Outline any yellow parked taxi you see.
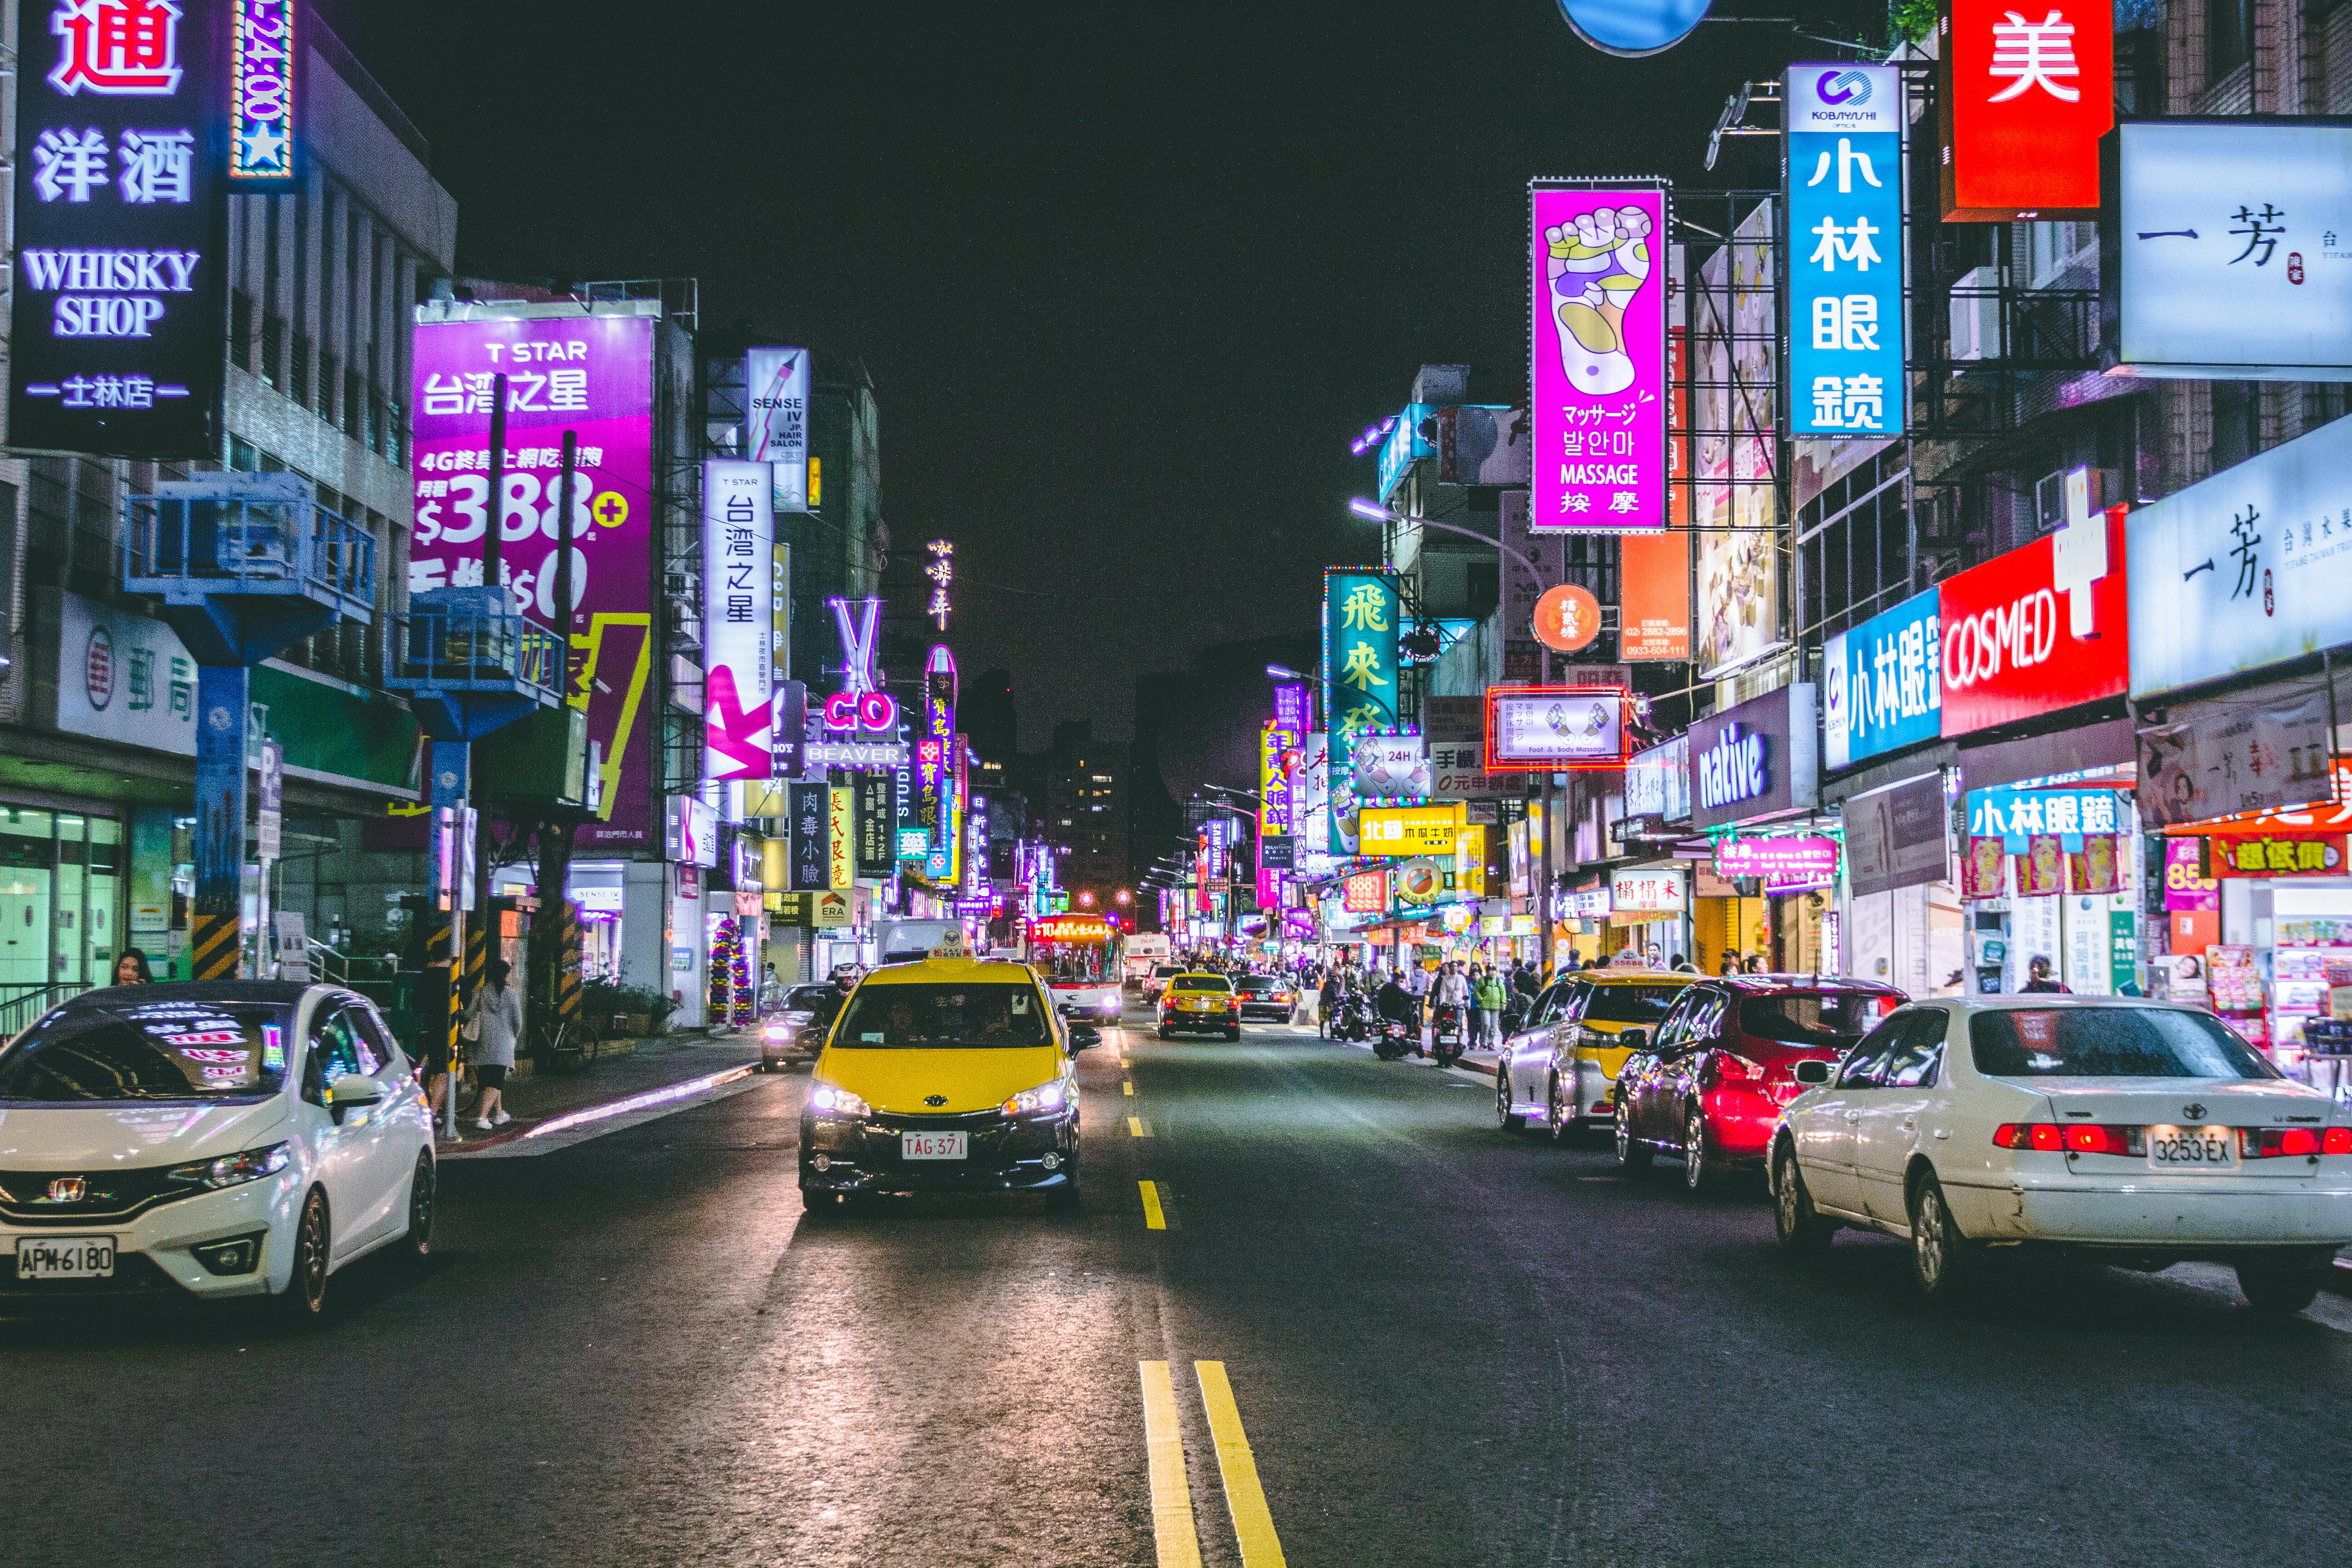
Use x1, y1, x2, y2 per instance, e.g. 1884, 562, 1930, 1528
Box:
799, 957, 1097, 1210
1497, 966, 1699, 1138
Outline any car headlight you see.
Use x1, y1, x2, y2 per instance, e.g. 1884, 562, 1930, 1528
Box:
165, 1141, 291, 1191
809, 1084, 872, 1119
1001, 1079, 1071, 1117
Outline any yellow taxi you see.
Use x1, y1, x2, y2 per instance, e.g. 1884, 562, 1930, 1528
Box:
1497, 967, 1698, 1138
1156, 972, 1242, 1041
798, 957, 1098, 1209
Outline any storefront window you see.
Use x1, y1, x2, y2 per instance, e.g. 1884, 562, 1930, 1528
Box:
0, 808, 123, 990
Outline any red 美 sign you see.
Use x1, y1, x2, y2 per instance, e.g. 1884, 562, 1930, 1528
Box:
1939, 0, 2113, 221
1937, 504, 2128, 737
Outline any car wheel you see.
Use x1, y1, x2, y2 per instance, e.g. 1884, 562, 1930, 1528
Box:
1772, 1144, 1834, 1255
1225, 1027, 1241, 1042
1907, 1171, 1974, 1300
278, 1187, 331, 1322
1614, 1100, 1652, 1171
1682, 1105, 1716, 1193
2236, 1264, 2327, 1314
1496, 1068, 1524, 1132
1156, 1026, 1171, 1040
400, 1150, 436, 1261
1547, 1074, 1571, 1145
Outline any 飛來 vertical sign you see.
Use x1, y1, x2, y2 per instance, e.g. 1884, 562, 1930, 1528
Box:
228, 0, 295, 185
1529, 181, 1667, 532
1938, 0, 2112, 220
701, 460, 774, 785
1785, 65, 1906, 438
1323, 569, 1399, 855
10, 0, 227, 457
745, 347, 810, 511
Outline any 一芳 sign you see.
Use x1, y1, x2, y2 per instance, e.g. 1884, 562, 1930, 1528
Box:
2116, 122, 2352, 382
10, 0, 227, 457
1786, 65, 1905, 437
2127, 415, 2352, 696
1823, 589, 1939, 769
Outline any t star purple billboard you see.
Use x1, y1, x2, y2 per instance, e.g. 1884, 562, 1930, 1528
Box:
410, 311, 656, 847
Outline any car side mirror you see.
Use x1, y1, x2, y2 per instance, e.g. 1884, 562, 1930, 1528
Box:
1793, 1058, 1834, 1086
1068, 1024, 1101, 1054
327, 1072, 383, 1122
1618, 1029, 1648, 1053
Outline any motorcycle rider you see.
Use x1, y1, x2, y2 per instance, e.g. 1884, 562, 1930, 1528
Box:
1374, 971, 1416, 1047
1433, 960, 1471, 1057
1317, 967, 1344, 1038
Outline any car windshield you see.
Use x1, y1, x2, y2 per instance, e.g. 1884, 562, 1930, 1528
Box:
1171, 976, 1233, 993
1236, 976, 1280, 995
1153, 965, 1181, 978
783, 986, 834, 1010
1581, 985, 1683, 1025
832, 983, 1052, 1049
0, 998, 293, 1102
1740, 993, 1898, 1045
1970, 1008, 2280, 1080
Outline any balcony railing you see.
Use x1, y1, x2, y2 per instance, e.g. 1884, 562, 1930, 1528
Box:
123, 472, 374, 620
386, 587, 562, 703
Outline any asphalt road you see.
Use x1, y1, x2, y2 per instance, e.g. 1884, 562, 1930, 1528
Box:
5, 1009, 2350, 1568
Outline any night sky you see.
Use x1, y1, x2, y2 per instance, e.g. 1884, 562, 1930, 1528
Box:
324, 1, 1845, 748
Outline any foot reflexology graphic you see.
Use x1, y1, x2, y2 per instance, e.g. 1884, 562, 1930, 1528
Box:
1544, 205, 1653, 397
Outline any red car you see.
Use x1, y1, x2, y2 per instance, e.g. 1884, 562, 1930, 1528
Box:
1612, 975, 1907, 1191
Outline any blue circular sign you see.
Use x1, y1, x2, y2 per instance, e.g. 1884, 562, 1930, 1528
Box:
1555, 0, 1714, 57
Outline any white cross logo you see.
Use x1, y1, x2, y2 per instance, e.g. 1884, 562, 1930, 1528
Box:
2051, 467, 2107, 637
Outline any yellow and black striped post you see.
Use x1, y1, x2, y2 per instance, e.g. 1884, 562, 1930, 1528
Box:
189, 911, 242, 981
558, 901, 582, 1034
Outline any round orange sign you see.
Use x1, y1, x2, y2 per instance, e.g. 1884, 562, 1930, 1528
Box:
1532, 583, 1602, 652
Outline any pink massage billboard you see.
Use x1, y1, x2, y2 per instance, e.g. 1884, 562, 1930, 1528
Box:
410, 312, 657, 847
1529, 181, 1668, 533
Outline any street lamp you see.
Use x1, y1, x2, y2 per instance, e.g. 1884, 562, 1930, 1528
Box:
1349, 497, 1544, 588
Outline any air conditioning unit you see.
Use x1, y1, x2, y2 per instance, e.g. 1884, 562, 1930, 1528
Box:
1949, 265, 2001, 362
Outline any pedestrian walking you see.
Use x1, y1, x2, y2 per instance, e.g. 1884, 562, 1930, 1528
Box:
2022, 955, 2070, 993
1473, 964, 1509, 1050
1317, 968, 1343, 1038
111, 948, 153, 985
466, 958, 522, 1131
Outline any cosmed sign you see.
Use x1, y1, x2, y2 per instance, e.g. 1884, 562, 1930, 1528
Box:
1937, 500, 2127, 735
10, 0, 227, 457
1530, 182, 1667, 532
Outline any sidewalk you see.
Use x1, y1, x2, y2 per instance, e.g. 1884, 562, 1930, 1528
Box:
438, 1031, 765, 1155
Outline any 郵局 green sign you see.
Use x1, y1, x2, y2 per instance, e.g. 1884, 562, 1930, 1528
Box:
1323, 569, 1398, 855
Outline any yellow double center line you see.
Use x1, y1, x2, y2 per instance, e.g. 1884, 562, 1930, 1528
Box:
1138, 1361, 1286, 1567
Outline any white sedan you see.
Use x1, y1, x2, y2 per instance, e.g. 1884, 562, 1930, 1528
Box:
0, 982, 436, 1319
1769, 996, 2352, 1311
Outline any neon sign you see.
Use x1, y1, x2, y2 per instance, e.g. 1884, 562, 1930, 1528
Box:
229, 0, 295, 185
824, 596, 899, 734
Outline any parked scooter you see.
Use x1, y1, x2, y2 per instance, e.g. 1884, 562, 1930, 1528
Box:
1430, 1002, 1466, 1068
1373, 1017, 1416, 1061
1330, 991, 1374, 1043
